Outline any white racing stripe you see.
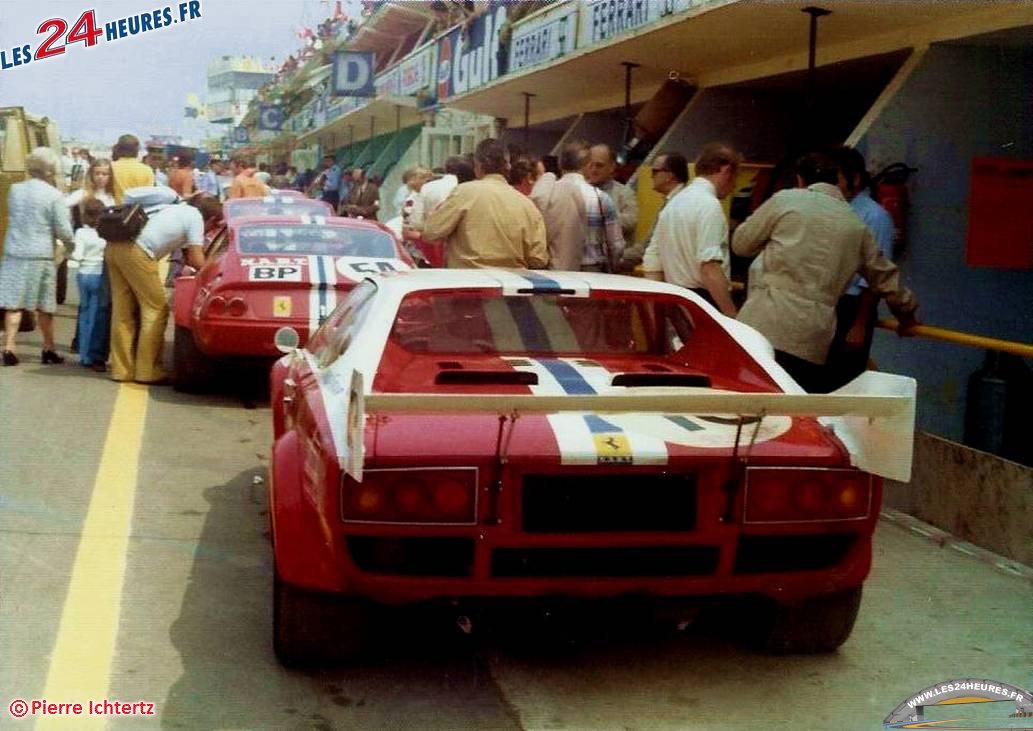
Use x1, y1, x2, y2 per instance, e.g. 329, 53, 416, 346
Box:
500, 356, 790, 462
503, 357, 669, 466
307, 255, 339, 336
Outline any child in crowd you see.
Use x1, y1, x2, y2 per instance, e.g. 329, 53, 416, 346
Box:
70, 199, 110, 372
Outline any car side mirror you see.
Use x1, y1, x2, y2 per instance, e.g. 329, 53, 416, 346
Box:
273, 326, 300, 354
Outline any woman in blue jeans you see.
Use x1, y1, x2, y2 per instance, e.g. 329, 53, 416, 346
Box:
69, 199, 110, 371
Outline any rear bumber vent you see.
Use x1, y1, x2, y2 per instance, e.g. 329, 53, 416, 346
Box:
435, 370, 538, 385
492, 546, 719, 577
522, 474, 696, 533
611, 373, 711, 387
734, 534, 857, 574
347, 537, 474, 577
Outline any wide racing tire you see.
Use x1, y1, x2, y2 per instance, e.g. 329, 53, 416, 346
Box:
173, 325, 218, 392
273, 573, 372, 667
750, 585, 863, 654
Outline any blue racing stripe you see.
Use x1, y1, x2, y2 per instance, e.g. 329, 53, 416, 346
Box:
506, 298, 551, 351
665, 415, 703, 432
538, 358, 596, 395
316, 256, 330, 324
584, 414, 622, 433
519, 271, 563, 292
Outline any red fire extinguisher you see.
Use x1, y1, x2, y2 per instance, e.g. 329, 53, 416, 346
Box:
871, 163, 917, 260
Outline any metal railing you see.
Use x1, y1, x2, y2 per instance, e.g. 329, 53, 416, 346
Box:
878, 319, 1033, 359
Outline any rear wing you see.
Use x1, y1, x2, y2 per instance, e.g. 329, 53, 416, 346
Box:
345, 370, 916, 483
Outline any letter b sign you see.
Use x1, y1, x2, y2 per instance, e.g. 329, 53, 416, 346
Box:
333, 51, 375, 97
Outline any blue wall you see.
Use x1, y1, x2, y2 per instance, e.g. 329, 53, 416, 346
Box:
861, 43, 1033, 441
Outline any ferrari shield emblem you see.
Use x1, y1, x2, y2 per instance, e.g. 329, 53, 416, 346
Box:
593, 433, 633, 465
273, 296, 292, 318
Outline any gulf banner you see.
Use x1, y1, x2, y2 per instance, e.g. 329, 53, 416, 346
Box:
435, 2, 508, 100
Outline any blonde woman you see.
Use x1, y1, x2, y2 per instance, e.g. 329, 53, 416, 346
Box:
67, 157, 116, 212
0, 147, 74, 366
66, 158, 116, 364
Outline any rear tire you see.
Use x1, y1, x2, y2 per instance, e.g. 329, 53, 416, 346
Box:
749, 586, 863, 654
273, 573, 372, 667
173, 325, 217, 392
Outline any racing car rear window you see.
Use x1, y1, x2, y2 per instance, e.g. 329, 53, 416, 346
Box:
387, 290, 780, 390
237, 224, 396, 257
225, 199, 331, 219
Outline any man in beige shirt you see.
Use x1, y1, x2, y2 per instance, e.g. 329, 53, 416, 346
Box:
732, 152, 918, 392
424, 139, 549, 270
530, 159, 585, 271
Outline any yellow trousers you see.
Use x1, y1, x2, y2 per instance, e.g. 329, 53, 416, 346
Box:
105, 242, 168, 383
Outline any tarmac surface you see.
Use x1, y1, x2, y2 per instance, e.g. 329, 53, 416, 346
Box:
1, 290, 1030, 730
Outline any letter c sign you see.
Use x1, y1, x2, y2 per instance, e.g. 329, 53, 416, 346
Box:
333, 51, 375, 97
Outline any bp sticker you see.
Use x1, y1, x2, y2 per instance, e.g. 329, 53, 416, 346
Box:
249, 265, 303, 282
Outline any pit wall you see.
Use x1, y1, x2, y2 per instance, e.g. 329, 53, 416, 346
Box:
885, 433, 1033, 566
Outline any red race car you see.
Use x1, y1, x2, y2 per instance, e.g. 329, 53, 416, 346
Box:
268, 269, 915, 665
223, 195, 333, 221
172, 214, 413, 391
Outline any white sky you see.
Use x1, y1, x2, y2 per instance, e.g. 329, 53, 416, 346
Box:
0, 0, 360, 145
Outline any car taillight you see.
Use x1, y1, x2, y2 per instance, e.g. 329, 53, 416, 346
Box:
227, 297, 248, 316
341, 468, 477, 524
205, 295, 227, 316
743, 468, 871, 524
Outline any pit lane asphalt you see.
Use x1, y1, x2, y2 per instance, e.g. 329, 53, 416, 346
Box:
1, 289, 1030, 730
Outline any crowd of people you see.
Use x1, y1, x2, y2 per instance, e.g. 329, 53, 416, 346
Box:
1, 134, 223, 383
386, 137, 918, 393
1, 130, 917, 394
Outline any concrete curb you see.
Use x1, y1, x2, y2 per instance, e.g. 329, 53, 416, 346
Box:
880, 508, 1033, 586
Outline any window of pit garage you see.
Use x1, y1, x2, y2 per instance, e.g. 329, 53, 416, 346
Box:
309, 280, 377, 369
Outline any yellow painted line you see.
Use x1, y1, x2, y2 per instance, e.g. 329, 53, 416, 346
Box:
37, 384, 149, 730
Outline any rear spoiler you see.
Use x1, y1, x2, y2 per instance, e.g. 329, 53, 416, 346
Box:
345, 370, 916, 483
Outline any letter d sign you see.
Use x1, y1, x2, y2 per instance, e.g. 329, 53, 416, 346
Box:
333, 51, 376, 97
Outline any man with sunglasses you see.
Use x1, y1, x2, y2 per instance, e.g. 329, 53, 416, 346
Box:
642, 146, 739, 318
635, 153, 687, 272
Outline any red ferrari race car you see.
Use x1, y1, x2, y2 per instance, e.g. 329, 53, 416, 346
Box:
222, 195, 333, 221
171, 214, 413, 391
268, 269, 915, 665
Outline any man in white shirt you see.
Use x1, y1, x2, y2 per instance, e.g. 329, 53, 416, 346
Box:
407, 156, 469, 233
392, 167, 427, 215
643, 144, 740, 317
640, 152, 687, 275
105, 194, 222, 384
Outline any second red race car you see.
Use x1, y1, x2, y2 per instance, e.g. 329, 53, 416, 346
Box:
172, 214, 413, 391
222, 195, 333, 221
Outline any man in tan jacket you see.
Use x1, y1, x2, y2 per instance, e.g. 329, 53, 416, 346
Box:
424, 139, 548, 270
732, 152, 918, 392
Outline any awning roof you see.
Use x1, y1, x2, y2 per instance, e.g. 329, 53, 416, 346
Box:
444, 0, 1033, 125
349, 3, 434, 53
296, 96, 424, 149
